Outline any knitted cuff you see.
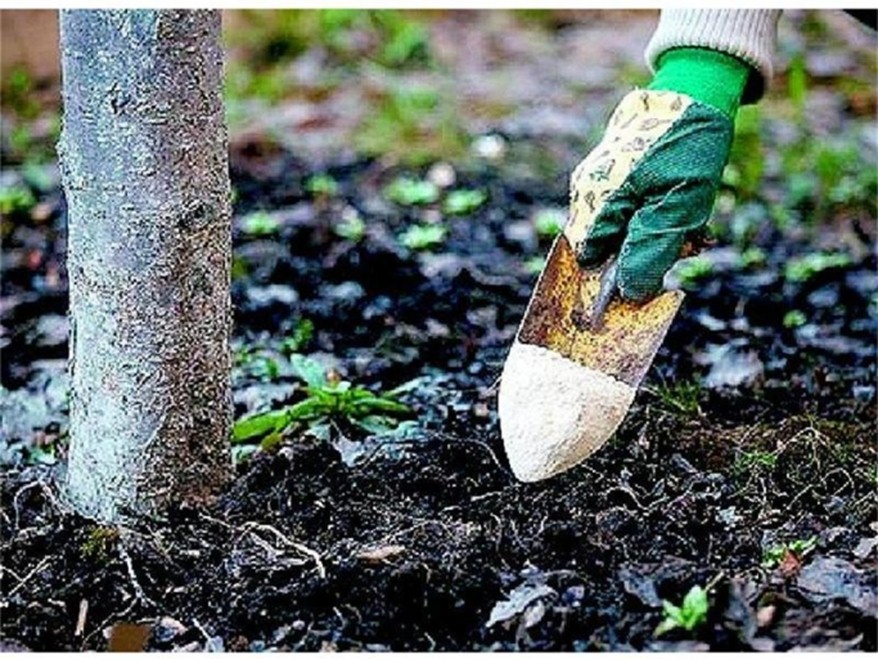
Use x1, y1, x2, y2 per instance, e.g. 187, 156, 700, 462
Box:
644, 9, 782, 103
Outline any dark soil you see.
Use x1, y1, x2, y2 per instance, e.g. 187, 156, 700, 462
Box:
2, 138, 876, 651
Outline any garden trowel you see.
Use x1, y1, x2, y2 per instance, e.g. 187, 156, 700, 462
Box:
498, 230, 684, 482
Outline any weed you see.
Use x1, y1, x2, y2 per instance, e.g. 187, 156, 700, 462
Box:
306, 173, 339, 197
232, 354, 409, 443
385, 176, 440, 206
648, 380, 702, 416
655, 585, 709, 637
725, 105, 763, 201
733, 449, 778, 479
675, 257, 714, 286
443, 189, 487, 216
0, 186, 36, 217
334, 211, 366, 242
356, 86, 468, 165
280, 319, 315, 355
80, 526, 119, 562
783, 310, 807, 329
235, 346, 281, 382
740, 246, 766, 268
240, 211, 280, 237
761, 536, 817, 568
534, 208, 565, 239
399, 224, 447, 251
1, 68, 40, 119
524, 255, 546, 275
784, 252, 851, 283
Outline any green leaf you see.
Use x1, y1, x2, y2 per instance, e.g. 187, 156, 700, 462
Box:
354, 415, 398, 434
681, 586, 708, 629
534, 208, 565, 238
290, 354, 328, 388
443, 189, 487, 216
385, 177, 440, 205
399, 224, 447, 251
240, 211, 280, 236
285, 397, 330, 421
233, 408, 289, 442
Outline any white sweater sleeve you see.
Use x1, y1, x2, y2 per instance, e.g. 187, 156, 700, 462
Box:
645, 10, 782, 101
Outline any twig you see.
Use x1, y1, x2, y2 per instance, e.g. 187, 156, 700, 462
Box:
75, 599, 89, 637
7, 555, 51, 597
118, 543, 156, 607
240, 522, 326, 579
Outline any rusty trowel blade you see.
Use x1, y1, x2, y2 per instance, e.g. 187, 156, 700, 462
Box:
516, 234, 683, 387
497, 235, 684, 482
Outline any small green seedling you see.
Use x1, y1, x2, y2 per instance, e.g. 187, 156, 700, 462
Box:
524, 255, 546, 275
761, 536, 817, 568
233, 355, 409, 444
648, 380, 702, 416
280, 319, 315, 355
655, 585, 709, 637
334, 212, 366, 242
235, 346, 280, 382
534, 208, 565, 239
240, 211, 280, 236
306, 173, 339, 197
384, 176, 440, 206
785, 252, 851, 283
443, 189, 487, 216
740, 246, 766, 268
676, 257, 714, 286
0, 185, 36, 217
782, 310, 807, 329
399, 224, 447, 251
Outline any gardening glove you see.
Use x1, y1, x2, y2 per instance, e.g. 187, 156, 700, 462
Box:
564, 48, 755, 301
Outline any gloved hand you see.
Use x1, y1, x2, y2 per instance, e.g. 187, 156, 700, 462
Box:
563, 48, 754, 301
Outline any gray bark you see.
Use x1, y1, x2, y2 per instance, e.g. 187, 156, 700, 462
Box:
58, 10, 232, 523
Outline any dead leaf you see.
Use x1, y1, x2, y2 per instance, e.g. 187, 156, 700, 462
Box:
106, 622, 151, 652
486, 583, 556, 628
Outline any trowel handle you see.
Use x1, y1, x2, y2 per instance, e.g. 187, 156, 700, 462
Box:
589, 256, 619, 331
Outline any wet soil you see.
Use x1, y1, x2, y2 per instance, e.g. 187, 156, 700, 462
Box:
2, 141, 876, 651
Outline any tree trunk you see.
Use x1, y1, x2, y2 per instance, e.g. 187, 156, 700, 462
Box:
58, 9, 232, 523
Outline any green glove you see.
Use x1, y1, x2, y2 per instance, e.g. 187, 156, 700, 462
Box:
565, 48, 754, 301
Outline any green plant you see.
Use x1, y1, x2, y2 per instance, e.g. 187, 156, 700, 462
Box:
724, 105, 763, 201
648, 380, 702, 416
731, 448, 778, 482
740, 246, 766, 268
762, 536, 817, 568
235, 346, 280, 382
443, 189, 487, 216
676, 257, 714, 286
80, 526, 119, 562
783, 310, 807, 329
306, 173, 339, 197
399, 224, 447, 251
384, 176, 440, 206
784, 252, 851, 283
334, 212, 366, 242
534, 208, 565, 239
233, 355, 410, 444
240, 211, 280, 236
655, 585, 709, 637
0, 185, 36, 217
524, 255, 546, 275
356, 86, 468, 165
280, 319, 315, 355
1, 67, 40, 119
